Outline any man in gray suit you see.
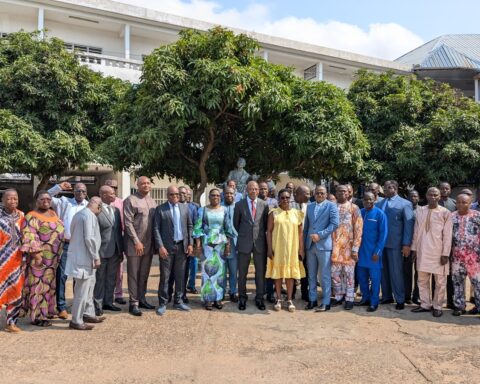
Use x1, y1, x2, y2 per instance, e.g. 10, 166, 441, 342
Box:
153, 185, 193, 315
94, 186, 124, 315
66, 197, 104, 331
233, 181, 269, 311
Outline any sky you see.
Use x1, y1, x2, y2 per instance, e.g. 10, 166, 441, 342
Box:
117, 0, 478, 60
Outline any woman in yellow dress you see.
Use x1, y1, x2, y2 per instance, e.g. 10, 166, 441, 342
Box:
266, 188, 305, 312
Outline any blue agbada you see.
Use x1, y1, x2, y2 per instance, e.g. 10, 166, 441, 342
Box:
358, 206, 388, 269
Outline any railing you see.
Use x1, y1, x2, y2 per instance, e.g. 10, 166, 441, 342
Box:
130, 188, 168, 205
72, 52, 143, 71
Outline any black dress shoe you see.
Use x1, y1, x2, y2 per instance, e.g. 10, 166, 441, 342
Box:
187, 287, 198, 294
432, 309, 443, 317
344, 301, 354, 310
129, 305, 142, 316
331, 298, 345, 307
256, 300, 266, 310
95, 308, 104, 317
305, 301, 318, 310
366, 305, 378, 312
452, 308, 466, 316
238, 299, 246, 311
229, 293, 239, 303
115, 297, 127, 305
381, 299, 394, 305
395, 303, 405, 310
266, 294, 276, 304
139, 301, 155, 310
315, 304, 331, 312
412, 297, 420, 305
468, 307, 479, 315
411, 306, 430, 313
354, 300, 370, 306
103, 304, 121, 312
405, 299, 413, 305
182, 296, 189, 304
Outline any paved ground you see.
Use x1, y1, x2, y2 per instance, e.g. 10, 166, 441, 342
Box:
1, 268, 480, 384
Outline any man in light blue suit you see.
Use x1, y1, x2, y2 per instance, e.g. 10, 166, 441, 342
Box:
304, 185, 339, 311
376, 180, 414, 310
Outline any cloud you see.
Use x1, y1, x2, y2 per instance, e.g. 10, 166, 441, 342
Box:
117, 0, 423, 60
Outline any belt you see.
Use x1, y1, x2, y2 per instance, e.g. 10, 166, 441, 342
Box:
64, 239, 70, 244
173, 240, 183, 245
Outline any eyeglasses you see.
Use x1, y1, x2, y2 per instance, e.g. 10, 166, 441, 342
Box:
315, 192, 326, 195
168, 193, 179, 196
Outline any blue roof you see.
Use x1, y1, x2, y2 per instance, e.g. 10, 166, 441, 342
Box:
395, 34, 480, 70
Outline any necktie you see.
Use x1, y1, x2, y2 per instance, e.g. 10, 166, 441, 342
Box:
172, 204, 179, 241
251, 199, 256, 219
382, 198, 390, 212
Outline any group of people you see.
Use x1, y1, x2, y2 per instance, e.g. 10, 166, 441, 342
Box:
1, 176, 479, 333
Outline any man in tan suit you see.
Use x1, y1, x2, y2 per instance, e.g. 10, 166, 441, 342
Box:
124, 176, 157, 316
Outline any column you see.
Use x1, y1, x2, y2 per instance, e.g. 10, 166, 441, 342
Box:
316, 62, 323, 81
124, 23, 131, 60
262, 50, 268, 62
120, 171, 131, 199
37, 7, 44, 39
475, 78, 479, 103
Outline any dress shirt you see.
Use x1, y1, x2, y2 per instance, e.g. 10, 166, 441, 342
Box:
168, 202, 183, 241
314, 200, 327, 219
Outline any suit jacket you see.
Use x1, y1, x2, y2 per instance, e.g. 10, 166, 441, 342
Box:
233, 198, 269, 254
376, 194, 414, 249
153, 202, 192, 254
65, 208, 101, 279
123, 192, 157, 257
304, 200, 339, 251
97, 205, 123, 259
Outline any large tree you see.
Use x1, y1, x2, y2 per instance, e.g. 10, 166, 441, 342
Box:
0, 31, 129, 191
103, 27, 368, 200
348, 70, 480, 191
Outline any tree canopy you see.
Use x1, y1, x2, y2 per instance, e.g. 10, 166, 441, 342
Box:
102, 27, 368, 200
0, 31, 129, 190
348, 70, 480, 191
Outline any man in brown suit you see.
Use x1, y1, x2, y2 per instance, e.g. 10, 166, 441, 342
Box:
124, 176, 157, 316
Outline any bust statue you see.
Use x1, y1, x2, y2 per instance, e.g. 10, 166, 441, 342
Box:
225, 157, 251, 195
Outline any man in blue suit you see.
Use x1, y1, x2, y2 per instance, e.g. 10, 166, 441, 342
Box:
304, 185, 339, 311
376, 180, 414, 310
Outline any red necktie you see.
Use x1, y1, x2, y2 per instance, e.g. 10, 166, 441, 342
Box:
251, 199, 256, 219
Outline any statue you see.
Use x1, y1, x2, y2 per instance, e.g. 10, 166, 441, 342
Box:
225, 157, 251, 195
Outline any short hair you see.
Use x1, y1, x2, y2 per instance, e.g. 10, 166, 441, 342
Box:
427, 187, 440, 194
209, 187, 221, 196
385, 180, 399, 189
409, 189, 419, 196
34, 189, 51, 199
278, 188, 290, 197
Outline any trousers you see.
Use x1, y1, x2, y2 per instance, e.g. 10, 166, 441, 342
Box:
381, 247, 405, 304
127, 253, 153, 306
94, 253, 122, 310
331, 263, 355, 302
71, 275, 96, 325
237, 249, 266, 301
306, 247, 331, 305
418, 271, 447, 311
357, 267, 381, 307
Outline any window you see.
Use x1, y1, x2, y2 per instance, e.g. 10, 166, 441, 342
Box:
130, 188, 168, 205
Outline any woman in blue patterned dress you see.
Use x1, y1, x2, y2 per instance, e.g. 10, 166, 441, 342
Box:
193, 188, 233, 310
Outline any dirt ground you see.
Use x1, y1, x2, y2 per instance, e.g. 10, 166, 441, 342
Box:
1, 267, 480, 384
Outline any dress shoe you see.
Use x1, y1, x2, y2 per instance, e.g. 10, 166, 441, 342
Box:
187, 287, 198, 294
468, 307, 479, 315
83, 315, 105, 323
103, 304, 121, 312
5, 323, 22, 333
182, 296, 190, 304
229, 293, 239, 303
305, 301, 318, 310
366, 305, 378, 312
129, 305, 142, 316
354, 300, 370, 307
156, 305, 166, 316
344, 301, 354, 310
266, 294, 276, 304
255, 299, 266, 311
395, 303, 405, 310
380, 299, 394, 305
238, 299, 247, 311
139, 301, 155, 310
57, 310, 69, 320
432, 309, 443, 317
95, 308, 104, 317
315, 304, 331, 312
331, 298, 345, 307
213, 301, 223, 310
411, 306, 430, 313
452, 308, 466, 316
405, 299, 413, 305
412, 298, 421, 305
69, 321, 94, 330
115, 297, 127, 305
174, 302, 191, 311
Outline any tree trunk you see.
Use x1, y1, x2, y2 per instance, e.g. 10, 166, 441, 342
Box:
193, 125, 215, 204
36, 174, 51, 195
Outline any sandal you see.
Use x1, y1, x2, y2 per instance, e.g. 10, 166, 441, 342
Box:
213, 301, 223, 310
274, 299, 282, 311
287, 300, 296, 312
205, 302, 213, 311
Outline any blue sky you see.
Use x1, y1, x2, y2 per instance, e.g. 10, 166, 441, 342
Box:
119, 0, 478, 59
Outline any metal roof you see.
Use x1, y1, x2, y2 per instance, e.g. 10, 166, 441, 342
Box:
395, 34, 480, 69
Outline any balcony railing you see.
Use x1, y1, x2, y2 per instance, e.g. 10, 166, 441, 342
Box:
72, 52, 143, 71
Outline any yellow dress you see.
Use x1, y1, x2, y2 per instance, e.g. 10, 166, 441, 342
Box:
266, 208, 306, 279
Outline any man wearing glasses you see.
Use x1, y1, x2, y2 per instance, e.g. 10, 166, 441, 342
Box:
49, 181, 89, 320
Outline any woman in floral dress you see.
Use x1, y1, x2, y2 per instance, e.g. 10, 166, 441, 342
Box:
21, 190, 65, 327
193, 188, 233, 310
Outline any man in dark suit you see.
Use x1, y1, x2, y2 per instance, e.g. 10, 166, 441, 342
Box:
376, 180, 414, 310
153, 185, 193, 315
233, 180, 269, 311
94, 186, 124, 315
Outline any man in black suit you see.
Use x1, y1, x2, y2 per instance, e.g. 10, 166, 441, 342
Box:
94, 186, 124, 315
233, 180, 269, 311
153, 185, 193, 315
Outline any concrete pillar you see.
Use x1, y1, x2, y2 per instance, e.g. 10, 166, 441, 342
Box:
475, 78, 479, 103
262, 50, 268, 62
316, 62, 323, 81
124, 24, 130, 60
120, 171, 131, 199
37, 7, 44, 39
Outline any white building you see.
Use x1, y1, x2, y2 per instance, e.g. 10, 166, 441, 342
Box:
1, 0, 412, 204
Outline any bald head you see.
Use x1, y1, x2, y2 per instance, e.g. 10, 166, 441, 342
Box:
99, 185, 115, 204
456, 193, 472, 214
73, 182, 87, 203
136, 176, 151, 195
88, 196, 103, 216
295, 185, 310, 204
167, 185, 180, 204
